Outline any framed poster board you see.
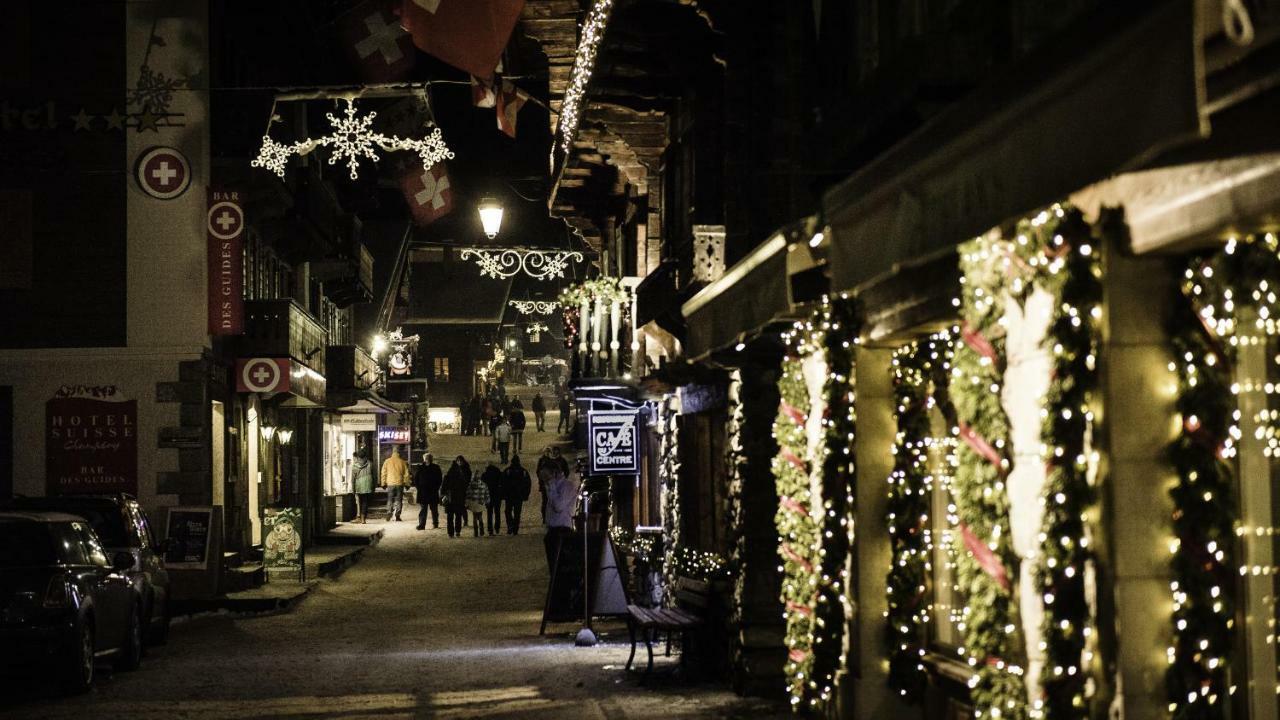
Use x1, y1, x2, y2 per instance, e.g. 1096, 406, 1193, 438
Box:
164, 506, 214, 570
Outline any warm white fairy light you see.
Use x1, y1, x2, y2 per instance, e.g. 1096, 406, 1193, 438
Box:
556, 0, 614, 154
508, 300, 559, 315
252, 99, 454, 180
460, 248, 584, 280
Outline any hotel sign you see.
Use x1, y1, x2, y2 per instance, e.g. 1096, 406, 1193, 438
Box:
587, 410, 639, 475
46, 385, 137, 496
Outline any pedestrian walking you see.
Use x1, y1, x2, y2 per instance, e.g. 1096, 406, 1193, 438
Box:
531, 392, 546, 432
380, 446, 410, 521
556, 393, 572, 433
494, 417, 512, 464
350, 448, 373, 523
544, 460, 581, 570
466, 470, 490, 538
504, 455, 532, 535
536, 447, 556, 524
510, 406, 526, 453
469, 396, 482, 435
481, 397, 493, 436
481, 460, 504, 536
414, 454, 443, 530
443, 456, 470, 538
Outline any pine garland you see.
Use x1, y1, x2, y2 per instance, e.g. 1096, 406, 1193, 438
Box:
811, 298, 859, 709
1026, 209, 1101, 718
1163, 234, 1280, 717
885, 337, 937, 700
955, 236, 1028, 719
774, 353, 820, 708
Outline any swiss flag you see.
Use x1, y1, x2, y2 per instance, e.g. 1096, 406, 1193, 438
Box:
400, 163, 454, 225
399, 0, 525, 81
496, 80, 529, 138
338, 0, 415, 82
471, 75, 497, 108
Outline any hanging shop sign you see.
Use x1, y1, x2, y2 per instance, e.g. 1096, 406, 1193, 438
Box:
263, 507, 304, 571
340, 414, 378, 432
163, 507, 214, 570
207, 189, 245, 335
378, 425, 410, 444
236, 358, 290, 394
135, 146, 191, 200
587, 410, 639, 475
385, 327, 419, 378
45, 385, 138, 496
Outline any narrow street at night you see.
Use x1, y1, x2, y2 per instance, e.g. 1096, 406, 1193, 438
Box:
1, 428, 782, 720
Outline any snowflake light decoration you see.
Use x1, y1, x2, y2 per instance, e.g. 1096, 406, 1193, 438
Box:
460, 249, 584, 280
128, 66, 183, 113
252, 99, 454, 181
509, 300, 559, 315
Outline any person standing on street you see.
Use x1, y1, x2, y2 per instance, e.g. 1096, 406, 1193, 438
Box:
509, 405, 527, 454
443, 456, 470, 538
414, 454, 443, 530
351, 448, 373, 523
380, 446, 410, 521
466, 470, 490, 538
536, 447, 556, 523
544, 460, 581, 570
556, 393, 572, 434
504, 455, 532, 535
494, 417, 512, 464
531, 392, 546, 432
481, 459, 504, 536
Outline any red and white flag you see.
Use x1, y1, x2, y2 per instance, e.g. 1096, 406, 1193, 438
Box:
399, 0, 525, 81
339, 0, 415, 82
400, 163, 454, 225
496, 79, 529, 138
471, 75, 497, 108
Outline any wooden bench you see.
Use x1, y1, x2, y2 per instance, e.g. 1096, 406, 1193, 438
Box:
626, 576, 710, 676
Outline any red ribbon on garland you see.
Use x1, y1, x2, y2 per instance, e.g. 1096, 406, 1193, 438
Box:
789, 648, 811, 663
781, 401, 807, 427
782, 544, 814, 573
960, 522, 1010, 591
960, 321, 999, 365
958, 421, 1004, 471
786, 601, 813, 616
779, 496, 810, 517
782, 448, 808, 471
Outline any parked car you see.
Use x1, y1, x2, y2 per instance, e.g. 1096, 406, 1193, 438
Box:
4, 495, 171, 644
0, 512, 143, 692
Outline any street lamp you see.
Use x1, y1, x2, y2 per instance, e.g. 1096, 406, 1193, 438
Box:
478, 197, 504, 239
277, 428, 293, 444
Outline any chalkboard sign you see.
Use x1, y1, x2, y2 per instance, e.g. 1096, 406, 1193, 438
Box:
263, 507, 304, 575
540, 531, 629, 634
164, 507, 214, 570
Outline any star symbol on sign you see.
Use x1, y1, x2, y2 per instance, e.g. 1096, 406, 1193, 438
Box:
135, 106, 161, 133
413, 0, 441, 12
103, 108, 126, 131
70, 108, 93, 131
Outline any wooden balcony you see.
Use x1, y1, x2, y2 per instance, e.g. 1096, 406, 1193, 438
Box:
240, 299, 327, 375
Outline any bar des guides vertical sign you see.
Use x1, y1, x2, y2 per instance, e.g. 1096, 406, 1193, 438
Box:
207, 189, 244, 335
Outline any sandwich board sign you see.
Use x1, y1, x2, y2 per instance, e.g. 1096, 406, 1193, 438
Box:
587, 410, 639, 475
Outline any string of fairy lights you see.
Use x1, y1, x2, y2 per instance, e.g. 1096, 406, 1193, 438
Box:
1165, 232, 1280, 714
885, 327, 958, 700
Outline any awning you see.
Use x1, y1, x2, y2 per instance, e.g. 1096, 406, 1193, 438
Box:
824, 0, 1206, 294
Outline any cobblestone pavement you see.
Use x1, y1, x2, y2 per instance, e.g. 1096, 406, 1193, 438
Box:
1, 422, 787, 719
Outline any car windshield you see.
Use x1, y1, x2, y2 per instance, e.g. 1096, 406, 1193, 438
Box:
9, 500, 131, 547
0, 521, 59, 567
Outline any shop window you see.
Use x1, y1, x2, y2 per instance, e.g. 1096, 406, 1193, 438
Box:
433, 357, 450, 383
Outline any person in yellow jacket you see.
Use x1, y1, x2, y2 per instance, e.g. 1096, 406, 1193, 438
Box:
380, 446, 410, 521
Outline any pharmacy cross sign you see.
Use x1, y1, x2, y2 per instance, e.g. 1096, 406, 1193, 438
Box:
135, 146, 191, 200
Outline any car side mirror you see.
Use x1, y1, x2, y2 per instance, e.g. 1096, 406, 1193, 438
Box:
112, 551, 135, 572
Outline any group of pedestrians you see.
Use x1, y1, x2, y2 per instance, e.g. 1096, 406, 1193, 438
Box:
410, 452, 535, 539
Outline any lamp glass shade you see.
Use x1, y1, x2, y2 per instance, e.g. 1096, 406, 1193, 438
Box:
260, 425, 276, 441
277, 429, 293, 444
477, 198, 503, 239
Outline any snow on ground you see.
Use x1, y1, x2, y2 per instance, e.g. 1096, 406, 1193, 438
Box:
1, 421, 787, 719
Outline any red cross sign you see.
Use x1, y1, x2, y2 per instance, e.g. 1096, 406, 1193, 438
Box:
135, 146, 191, 200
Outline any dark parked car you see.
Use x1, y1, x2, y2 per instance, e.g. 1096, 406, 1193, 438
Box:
5, 494, 170, 644
0, 512, 143, 692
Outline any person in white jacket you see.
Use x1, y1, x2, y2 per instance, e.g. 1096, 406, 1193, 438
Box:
494, 419, 512, 464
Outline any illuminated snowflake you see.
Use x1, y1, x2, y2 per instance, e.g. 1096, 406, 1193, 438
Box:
251, 99, 454, 181
128, 65, 183, 113
323, 102, 380, 180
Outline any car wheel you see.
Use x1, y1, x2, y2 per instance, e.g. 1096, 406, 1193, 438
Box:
148, 601, 171, 646
112, 605, 142, 671
61, 621, 94, 694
